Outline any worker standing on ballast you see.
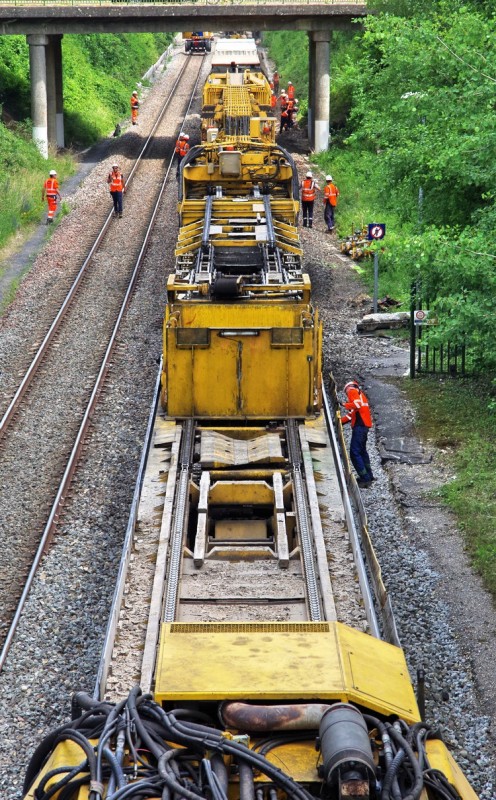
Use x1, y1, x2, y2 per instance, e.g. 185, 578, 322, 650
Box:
272, 70, 280, 95
107, 163, 126, 218
131, 91, 139, 125
323, 174, 339, 232
300, 170, 318, 228
42, 169, 61, 225
341, 380, 374, 488
175, 132, 190, 178
286, 81, 295, 100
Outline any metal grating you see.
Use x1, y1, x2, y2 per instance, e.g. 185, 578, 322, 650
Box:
170, 623, 331, 633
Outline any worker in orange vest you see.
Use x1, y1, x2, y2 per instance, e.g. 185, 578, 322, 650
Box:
175, 132, 190, 177
272, 70, 280, 95
299, 170, 318, 228
279, 92, 288, 112
270, 92, 277, 110
131, 91, 139, 125
107, 163, 126, 218
323, 174, 340, 231
341, 380, 374, 487
280, 105, 290, 132
41, 169, 61, 224
286, 81, 295, 100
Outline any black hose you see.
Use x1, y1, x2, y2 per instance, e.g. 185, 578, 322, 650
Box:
35, 761, 87, 800
157, 749, 206, 800
386, 725, 424, 800
381, 748, 406, 800
238, 760, 255, 800
210, 753, 229, 795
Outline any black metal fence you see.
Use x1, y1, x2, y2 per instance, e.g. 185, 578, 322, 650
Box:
409, 282, 480, 378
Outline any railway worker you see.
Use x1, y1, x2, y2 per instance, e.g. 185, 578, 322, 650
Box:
323, 175, 340, 232
272, 70, 280, 95
41, 169, 61, 225
286, 98, 297, 128
300, 170, 318, 228
341, 380, 374, 488
280, 105, 290, 132
279, 92, 288, 113
175, 133, 190, 177
270, 92, 277, 111
286, 81, 295, 100
107, 163, 126, 219
130, 90, 139, 125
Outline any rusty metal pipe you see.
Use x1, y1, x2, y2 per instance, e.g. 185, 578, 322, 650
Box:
220, 702, 331, 732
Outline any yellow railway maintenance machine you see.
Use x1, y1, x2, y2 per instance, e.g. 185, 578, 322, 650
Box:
163, 138, 309, 418
22, 140, 480, 800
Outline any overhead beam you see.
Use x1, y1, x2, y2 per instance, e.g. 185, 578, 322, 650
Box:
0, 5, 367, 36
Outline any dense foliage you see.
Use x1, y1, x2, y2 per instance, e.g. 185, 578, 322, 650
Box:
0, 32, 172, 250
266, 3, 496, 373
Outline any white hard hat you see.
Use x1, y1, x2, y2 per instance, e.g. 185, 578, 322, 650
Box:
294, 98, 299, 104
344, 380, 360, 393
112, 163, 119, 168
288, 81, 292, 85
49, 170, 57, 176
179, 131, 185, 137
306, 171, 312, 178
184, 134, 189, 140
132, 91, 138, 96
326, 175, 333, 181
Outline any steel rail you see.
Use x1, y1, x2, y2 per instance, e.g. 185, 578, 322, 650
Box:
163, 418, 195, 622
286, 419, 322, 621
0, 52, 190, 443
322, 387, 381, 639
0, 53, 206, 675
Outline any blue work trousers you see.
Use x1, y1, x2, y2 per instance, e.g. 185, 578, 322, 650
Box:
110, 190, 123, 215
350, 425, 373, 481
324, 200, 335, 231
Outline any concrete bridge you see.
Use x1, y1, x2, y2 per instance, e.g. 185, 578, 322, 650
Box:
0, 1, 369, 155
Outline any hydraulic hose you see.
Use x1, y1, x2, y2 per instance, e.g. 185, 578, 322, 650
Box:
381, 749, 406, 800
386, 724, 424, 800
238, 760, 256, 800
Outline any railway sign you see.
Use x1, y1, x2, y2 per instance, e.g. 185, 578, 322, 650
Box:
413, 309, 429, 325
367, 223, 386, 241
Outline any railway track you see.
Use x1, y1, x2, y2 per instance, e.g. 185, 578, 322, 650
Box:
0, 52, 206, 670
97, 388, 386, 701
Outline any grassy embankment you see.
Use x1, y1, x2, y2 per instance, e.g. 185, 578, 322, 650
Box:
0, 31, 173, 295
265, 29, 496, 598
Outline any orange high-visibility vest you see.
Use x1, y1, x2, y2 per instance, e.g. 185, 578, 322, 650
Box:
109, 171, 124, 192
341, 387, 372, 428
286, 85, 295, 100
270, 94, 277, 109
43, 177, 59, 196
301, 179, 317, 202
179, 141, 190, 158
324, 182, 339, 206
131, 95, 139, 109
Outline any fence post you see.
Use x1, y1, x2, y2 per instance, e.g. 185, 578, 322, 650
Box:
410, 281, 416, 379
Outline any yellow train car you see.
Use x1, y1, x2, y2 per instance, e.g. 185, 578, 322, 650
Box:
163, 138, 311, 418
201, 68, 274, 143
183, 31, 213, 54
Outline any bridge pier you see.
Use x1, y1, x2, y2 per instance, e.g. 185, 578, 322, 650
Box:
310, 30, 330, 154
27, 33, 64, 158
